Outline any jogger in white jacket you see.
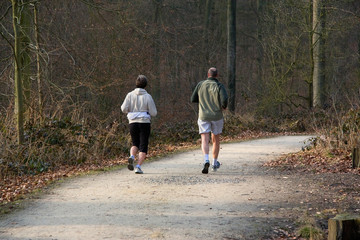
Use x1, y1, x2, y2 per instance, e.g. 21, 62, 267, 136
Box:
121, 75, 157, 174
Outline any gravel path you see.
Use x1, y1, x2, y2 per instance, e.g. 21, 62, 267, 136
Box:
0, 135, 314, 240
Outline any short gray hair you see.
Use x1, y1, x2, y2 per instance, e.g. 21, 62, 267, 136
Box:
208, 67, 218, 77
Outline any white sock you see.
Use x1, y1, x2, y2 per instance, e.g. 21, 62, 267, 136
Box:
204, 154, 209, 163
213, 159, 218, 165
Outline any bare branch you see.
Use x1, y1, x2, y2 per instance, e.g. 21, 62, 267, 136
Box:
325, 6, 360, 19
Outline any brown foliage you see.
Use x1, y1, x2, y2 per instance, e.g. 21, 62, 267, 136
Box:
264, 147, 360, 175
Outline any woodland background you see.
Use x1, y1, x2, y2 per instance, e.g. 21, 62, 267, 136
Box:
0, 0, 360, 192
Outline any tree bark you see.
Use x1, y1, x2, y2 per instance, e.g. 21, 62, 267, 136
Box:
12, 0, 25, 144
256, 0, 265, 93
19, 0, 32, 121
152, 0, 162, 102
34, 1, 44, 123
312, 0, 326, 108
328, 214, 360, 240
308, 0, 313, 109
352, 148, 360, 168
202, 0, 212, 67
227, 0, 236, 112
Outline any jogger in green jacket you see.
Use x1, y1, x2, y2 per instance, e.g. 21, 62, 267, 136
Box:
191, 67, 228, 174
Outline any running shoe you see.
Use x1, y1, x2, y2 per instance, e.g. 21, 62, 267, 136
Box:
127, 157, 134, 171
135, 167, 143, 174
202, 162, 210, 174
211, 161, 221, 172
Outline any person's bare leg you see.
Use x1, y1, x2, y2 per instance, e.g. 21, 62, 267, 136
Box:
211, 133, 221, 171
134, 152, 146, 174
211, 133, 220, 160
128, 146, 138, 171
201, 133, 210, 174
130, 146, 138, 157
201, 133, 210, 155
138, 152, 146, 166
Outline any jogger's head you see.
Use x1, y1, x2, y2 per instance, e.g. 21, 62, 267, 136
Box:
208, 67, 218, 78
136, 75, 148, 88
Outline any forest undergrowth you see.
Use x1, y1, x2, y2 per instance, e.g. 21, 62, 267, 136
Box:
1, 108, 360, 221
263, 107, 360, 240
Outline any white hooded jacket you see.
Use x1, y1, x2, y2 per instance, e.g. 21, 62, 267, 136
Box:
121, 88, 157, 123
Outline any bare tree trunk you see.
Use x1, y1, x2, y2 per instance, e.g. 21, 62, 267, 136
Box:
202, 0, 212, 67
256, 0, 265, 94
152, 0, 162, 102
312, 0, 326, 108
12, 0, 25, 144
20, 0, 32, 121
328, 215, 360, 240
227, 0, 236, 112
34, 1, 43, 123
308, 0, 314, 109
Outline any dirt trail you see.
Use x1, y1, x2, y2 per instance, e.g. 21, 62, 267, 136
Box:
0, 135, 314, 240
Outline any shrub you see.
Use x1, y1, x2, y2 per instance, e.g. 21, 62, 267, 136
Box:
0, 116, 130, 177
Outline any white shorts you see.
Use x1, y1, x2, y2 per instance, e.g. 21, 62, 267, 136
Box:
198, 119, 224, 135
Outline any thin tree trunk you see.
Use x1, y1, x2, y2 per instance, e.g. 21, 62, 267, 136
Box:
202, 0, 212, 67
227, 0, 236, 112
309, 0, 314, 109
152, 0, 162, 102
12, 0, 25, 144
256, 0, 265, 94
20, 0, 31, 121
34, 1, 43, 123
312, 0, 326, 108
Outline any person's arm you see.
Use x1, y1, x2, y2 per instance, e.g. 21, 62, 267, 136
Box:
191, 82, 201, 103
219, 84, 228, 109
147, 95, 157, 117
121, 93, 131, 113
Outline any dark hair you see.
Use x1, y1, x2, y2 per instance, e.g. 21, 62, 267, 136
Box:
136, 75, 148, 88
208, 67, 218, 77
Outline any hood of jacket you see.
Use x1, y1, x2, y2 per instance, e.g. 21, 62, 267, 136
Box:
133, 88, 147, 95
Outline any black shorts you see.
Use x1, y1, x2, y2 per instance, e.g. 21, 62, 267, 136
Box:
129, 123, 151, 154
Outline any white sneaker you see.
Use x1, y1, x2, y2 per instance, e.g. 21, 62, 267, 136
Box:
135, 167, 143, 174
211, 161, 221, 172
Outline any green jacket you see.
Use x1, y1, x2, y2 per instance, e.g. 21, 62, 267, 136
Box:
191, 77, 228, 121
